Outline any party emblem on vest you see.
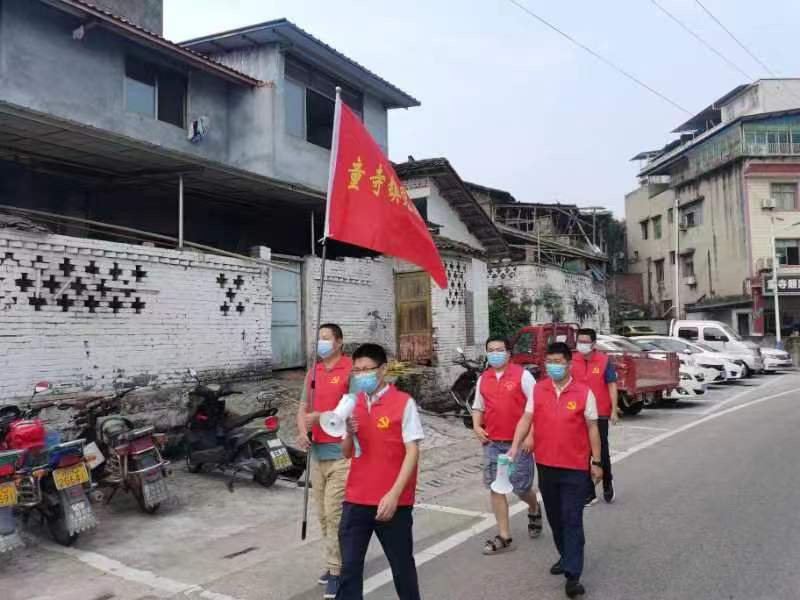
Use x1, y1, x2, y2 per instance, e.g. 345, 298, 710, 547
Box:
592, 367, 601, 374
376, 416, 390, 430
330, 375, 341, 384
566, 401, 577, 410
503, 381, 515, 391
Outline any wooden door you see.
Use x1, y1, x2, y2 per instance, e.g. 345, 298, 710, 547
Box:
395, 272, 432, 363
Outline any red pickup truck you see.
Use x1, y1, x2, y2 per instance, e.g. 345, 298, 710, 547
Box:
508, 323, 680, 415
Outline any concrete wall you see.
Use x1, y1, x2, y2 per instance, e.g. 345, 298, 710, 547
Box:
405, 178, 485, 250
0, 228, 271, 402
625, 164, 750, 312
302, 256, 396, 359
91, 0, 163, 35
488, 264, 609, 331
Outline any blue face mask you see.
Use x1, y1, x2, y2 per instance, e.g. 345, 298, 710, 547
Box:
317, 340, 334, 358
352, 372, 379, 394
487, 351, 508, 368
545, 363, 567, 380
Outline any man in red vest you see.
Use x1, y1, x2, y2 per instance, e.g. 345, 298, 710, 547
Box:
571, 328, 618, 506
296, 323, 353, 599
472, 336, 542, 555
336, 343, 423, 600
510, 342, 602, 599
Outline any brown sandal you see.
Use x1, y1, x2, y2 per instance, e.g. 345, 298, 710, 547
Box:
482, 534, 515, 555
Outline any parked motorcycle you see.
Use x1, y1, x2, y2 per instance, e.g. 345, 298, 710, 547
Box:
451, 347, 486, 429
72, 388, 171, 514
185, 371, 293, 491
0, 449, 25, 554
0, 382, 96, 546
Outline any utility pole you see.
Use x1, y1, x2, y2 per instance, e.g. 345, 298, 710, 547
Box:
771, 215, 782, 346
673, 196, 680, 319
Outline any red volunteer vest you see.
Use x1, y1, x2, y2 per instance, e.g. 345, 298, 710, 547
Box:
571, 351, 612, 417
344, 385, 418, 506
479, 363, 527, 442
533, 378, 591, 471
307, 355, 353, 443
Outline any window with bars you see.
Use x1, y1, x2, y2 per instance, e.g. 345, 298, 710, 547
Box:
771, 182, 798, 210
776, 239, 800, 265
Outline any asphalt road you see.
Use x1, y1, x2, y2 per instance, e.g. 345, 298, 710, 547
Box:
367, 374, 800, 600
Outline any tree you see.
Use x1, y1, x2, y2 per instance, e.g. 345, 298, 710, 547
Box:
489, 286, 533, 340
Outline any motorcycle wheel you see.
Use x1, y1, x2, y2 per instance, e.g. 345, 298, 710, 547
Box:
239, 438, 277, 488
132, 485, 161, 515
46, 510, 78, 547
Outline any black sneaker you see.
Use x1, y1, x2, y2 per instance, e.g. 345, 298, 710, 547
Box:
584, 494, 598, 508
550, 559, 565, 575
603, 482, 615, 504
323, 575, 340, 599
565, 578, 585, 598
318, 571, 330, 585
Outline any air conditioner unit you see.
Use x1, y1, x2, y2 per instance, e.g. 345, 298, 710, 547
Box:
684, 276, 697, 286
762, 197, 777, 209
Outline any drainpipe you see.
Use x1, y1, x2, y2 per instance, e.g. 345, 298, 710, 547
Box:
178, 174, 184, 249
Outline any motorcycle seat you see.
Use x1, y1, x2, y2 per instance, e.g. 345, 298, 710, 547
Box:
118, 426, 154, 443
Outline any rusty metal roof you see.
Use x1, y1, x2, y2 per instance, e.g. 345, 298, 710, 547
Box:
39, 0, 264, 87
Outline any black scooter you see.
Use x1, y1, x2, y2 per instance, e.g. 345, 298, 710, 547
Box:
184, 371, 294, 491
451, 347, 486, 429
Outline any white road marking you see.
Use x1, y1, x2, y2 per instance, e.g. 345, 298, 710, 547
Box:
618, 425, 669, 432
699, 375, 784, 415
44, 543, 244, 600
364, 380, 799, 595
415, 503, 491, 518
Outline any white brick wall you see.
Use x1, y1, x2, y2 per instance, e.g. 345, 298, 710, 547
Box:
489, 264, 610, 331
303, 256, 396, 358
0, 229, 271, 401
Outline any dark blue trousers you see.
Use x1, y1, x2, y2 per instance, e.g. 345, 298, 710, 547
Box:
337, 502, 421, 600
537, 464, 588, 579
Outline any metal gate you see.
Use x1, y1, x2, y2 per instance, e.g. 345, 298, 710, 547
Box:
271, 258, 304, 369
395, 271, 433, 363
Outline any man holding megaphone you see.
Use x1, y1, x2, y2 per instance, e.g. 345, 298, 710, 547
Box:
509, 342, 602, 599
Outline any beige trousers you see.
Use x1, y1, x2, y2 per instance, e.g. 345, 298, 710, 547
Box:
311, 455, 350, 575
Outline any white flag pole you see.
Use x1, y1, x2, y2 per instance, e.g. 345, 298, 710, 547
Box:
301, 87, 342, 541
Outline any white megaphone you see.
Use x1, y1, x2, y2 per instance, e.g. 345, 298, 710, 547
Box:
490, 454, 514, 495
319, 394, 357, 438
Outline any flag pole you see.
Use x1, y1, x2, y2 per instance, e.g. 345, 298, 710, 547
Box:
301, 86, 342, 541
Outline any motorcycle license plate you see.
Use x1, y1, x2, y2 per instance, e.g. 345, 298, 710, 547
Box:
0, 482, 17, 507
53, 463, 89, 491
270, 448, 292, 471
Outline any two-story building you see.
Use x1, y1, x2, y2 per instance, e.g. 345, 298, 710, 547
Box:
0, 0, 419, 399
626, 79, 800, 337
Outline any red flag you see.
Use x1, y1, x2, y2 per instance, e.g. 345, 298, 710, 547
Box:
324, 99, 447, 289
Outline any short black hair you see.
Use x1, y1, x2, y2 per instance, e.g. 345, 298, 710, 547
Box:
485, 335, 509, 351
352, 343, 387, 367
320, 323, 343, 340
547, 342, 572, 361
577, 328, 597, 342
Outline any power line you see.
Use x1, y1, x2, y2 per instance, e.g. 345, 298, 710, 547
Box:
693, 0, 777, 76
649, 0, 754, 81
506, 0, 692, 115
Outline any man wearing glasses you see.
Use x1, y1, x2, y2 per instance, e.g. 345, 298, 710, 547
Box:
335, 343, 424, 600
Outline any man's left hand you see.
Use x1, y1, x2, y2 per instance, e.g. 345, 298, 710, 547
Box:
304, 412, 319, 431
591, 465, 603, 483
610, 409, 619, 426
521, 434, 533, 454
376, 491, 399, 522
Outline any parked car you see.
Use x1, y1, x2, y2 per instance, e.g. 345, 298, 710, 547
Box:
617, 325, 657, 337
627, 337, 721, 385
669, 320, 763, 376
760, 347, 793, 371
632, 336, 744, 381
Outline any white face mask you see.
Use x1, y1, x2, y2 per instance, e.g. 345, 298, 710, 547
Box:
577, 343, 593, 355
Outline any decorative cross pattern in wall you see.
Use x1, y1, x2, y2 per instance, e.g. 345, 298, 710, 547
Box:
0, 252, 150, 315
444, 261, 468, 309
488, 265, 518, 284
217, 272, 249, 316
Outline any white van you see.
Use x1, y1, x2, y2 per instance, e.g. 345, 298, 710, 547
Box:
669, 320, 763, 376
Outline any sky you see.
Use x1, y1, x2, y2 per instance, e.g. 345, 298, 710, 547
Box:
164, 0, 800, 217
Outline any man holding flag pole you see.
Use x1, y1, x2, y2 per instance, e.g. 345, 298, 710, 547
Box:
299, 86, 446, 600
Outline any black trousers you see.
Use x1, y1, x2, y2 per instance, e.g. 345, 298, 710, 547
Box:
587, 417, 612, 500
337, 502, 421, 600
538, 464, 587, 580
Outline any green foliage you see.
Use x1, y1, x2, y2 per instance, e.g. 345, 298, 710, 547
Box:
572, 296, 597, 325
489, 286, 533, 341
535, 284, 564, 322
